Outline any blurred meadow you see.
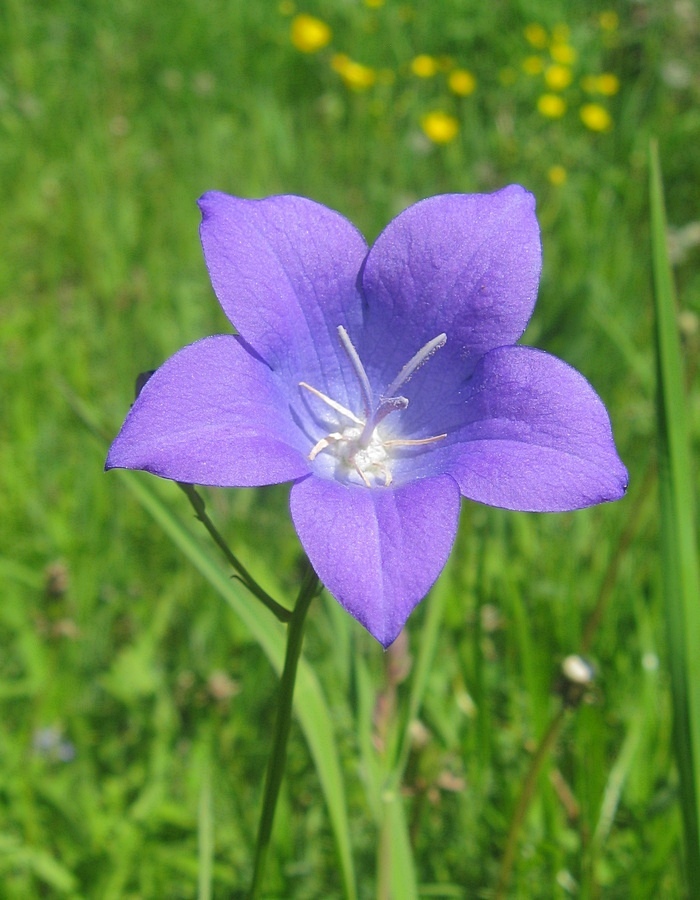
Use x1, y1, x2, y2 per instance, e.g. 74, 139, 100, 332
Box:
2, 0, 700, 896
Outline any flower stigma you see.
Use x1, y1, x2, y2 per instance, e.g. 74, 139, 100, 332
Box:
300, 326, 447, 487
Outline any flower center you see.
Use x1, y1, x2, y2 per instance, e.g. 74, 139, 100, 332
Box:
299, 326, 447, 487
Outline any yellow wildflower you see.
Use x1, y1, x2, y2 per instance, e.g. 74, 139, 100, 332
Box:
365, 0, 385, 6
411, 55, 438, 78
545, 64, 573, 90
548, 165, 567, 186
581, 73, 620, 96
421, 111, 459, 144
448, 69, 476, 96
580, 103, 612, 132
331, 54, 376, 90
524, 23, 547, 49
522, 56, 544, 75
596, 73, 620, 95
599, 11, 619, 31
550, 43, 577, 65
537, 94, 566, 118
290, 14, 332, 53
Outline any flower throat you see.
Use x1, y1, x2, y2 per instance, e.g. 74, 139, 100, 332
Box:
300, 326, 447, 487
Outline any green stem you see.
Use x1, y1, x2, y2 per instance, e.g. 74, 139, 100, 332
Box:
494, 479, 650, 899
250, 563, 319, 898
178, 482, 292, 623
494, 707, 568, 900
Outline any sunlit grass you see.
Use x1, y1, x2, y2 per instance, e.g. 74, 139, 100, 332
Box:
1, 0, 699, 895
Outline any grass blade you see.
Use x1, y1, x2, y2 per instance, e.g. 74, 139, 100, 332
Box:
378, 790, 419, 900
649, 139, 700, 889
197, 750, 213, 900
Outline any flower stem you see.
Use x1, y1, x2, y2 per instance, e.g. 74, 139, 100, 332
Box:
494, 477, 650, 899
494, 707, 568, 900
249, 563, 319, 898
178, 482, 292, 623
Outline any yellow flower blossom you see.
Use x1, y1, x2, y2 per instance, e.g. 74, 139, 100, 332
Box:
537, 94, 566, 118
411, 55, 438, 78
596, 73, 620, 95
290, 14, 332, 53
548, 165, 567, 186
522, 56, 544, 75
524, 23, 548, 49
580, 103, 612, 131
421, 111, 459, 144
550, 43, 577, 65
545, 64, 573, 90
365, 0, 385, 7
599, 11, 619, 31
448, 69, 476, 96
582, 74, 620, 96
331, 54, 376, 90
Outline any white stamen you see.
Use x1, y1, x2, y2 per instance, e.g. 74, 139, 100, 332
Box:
299, 330, 447, 486
337, 326, 374, 418
385, 333, 447, 399
383, 434, 447, 447
299, 382, 364, 425
308, 432, 345, 461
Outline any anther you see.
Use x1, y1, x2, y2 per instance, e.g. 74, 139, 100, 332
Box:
337, 326, 374, 418
385, 333, 447, 399
299, 328, 448, 487
299, 382, 364, 426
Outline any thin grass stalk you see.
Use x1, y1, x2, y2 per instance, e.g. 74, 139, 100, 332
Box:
495, 466, 652, 897
197, 754, 213, 900
649, 139, 700, 890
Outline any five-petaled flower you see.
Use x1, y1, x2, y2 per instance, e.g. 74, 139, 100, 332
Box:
106, 187, 628, 647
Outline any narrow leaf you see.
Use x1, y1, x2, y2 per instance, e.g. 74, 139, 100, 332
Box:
649, 138, 700, 889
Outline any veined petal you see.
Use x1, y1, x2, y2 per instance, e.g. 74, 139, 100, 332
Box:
198, 192, 368, 391
434, 346, 628, 511
290, 474, 461, 647
360, 186, 541, 384
105, 335, 310, 487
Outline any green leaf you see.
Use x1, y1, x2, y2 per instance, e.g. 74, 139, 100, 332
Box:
197, 747, 214, 900
378, 789, 419, 900
649, 139, 700, 890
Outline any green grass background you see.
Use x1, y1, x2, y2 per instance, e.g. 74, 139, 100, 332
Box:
2, 0, 699, 896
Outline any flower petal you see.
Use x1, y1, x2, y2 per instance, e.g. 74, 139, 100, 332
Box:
106, 335, 310, 486
433, 346, 628, 511
198, 192, 369, 384
360, 185, 541, 384
290, 474, 461, 647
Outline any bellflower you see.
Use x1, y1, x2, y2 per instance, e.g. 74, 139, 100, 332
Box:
106, 187, 628, 647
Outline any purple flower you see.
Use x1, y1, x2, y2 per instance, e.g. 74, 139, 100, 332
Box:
106, 187, 627, 647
